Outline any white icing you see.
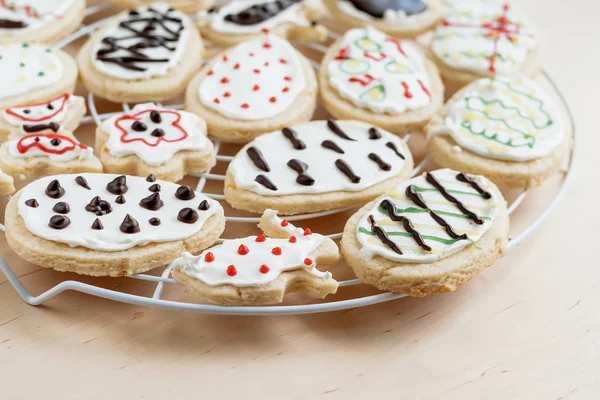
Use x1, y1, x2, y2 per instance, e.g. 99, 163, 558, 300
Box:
2, 93, 80, 133
91, 3, 191, 80
0, 0, 75, 35
429, 77, 564, 161
18, 173, 223, 251
431, 1, 537, 75
228, 120, 410, 196
327, 26, 432, 114
8, 133, 93, 161
357, 168, 499, 263
0, 43, 63, 100
101, 103, 209, 166
171, 210, 330, 287
197, 0, 308, 34
198, 34, 306, 121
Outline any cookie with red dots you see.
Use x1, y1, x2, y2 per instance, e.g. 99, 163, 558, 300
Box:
196, 0, 327, 48
319, 26, 444, 135
185, 34, 318, 142
5, 173, 225, 276
323, 0, 443, 39
110, 0, 215, 14
96, 103, 216, 182
0, 131, 103, 181
171, 209, 339, 305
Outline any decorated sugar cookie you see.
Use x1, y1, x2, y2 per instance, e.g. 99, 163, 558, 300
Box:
323, 0, 443, 38
77, 3, 204, 103
110, 0, 215, 14
0, 0, 85, 44
5, 173, 226, 276
429, 1, 541, 94
426, 76, 569, 188
96, 103, 216, 182
0, 43, 78, 109
224, 120, 414, 215
319, 26, 444, 135
341, 168, 509, 296
0, 168, 16, 195
0, 132, 103, 180
0, 93, 86, 140
171, 209, 339, 305
186, 34, 318, 141
196, 0, 327, 47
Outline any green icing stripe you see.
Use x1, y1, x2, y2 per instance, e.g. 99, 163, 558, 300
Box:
377, 206, 492, 221
412, 185, 483, 198
358, 227, 476, 247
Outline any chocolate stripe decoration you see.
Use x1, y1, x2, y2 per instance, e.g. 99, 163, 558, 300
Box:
426, 173, 484, 225
247, 146, 270, 172
335, 159, 361, 183
380, 199, 432, 251
456, 173, 492, 199
321, 140, 345, 154
347, 0, 427, 18
224, 0, 301, 25
368, 153, 391, 171
255, 174, 277, 191
282, 127, 306, 150
287, 159, 315, 186
368, 127, 382, 140
23, 122, 60, 133
368, 215, 403, 255
405, 185, 467, 240
327, 120, 356, 141
386, 142, 405, 160
0, 19, 27, 29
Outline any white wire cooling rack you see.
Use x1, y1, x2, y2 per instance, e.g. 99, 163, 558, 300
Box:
0, 5, 577, 315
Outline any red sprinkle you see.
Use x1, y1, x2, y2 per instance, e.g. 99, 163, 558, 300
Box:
261, 28, 269, 34
213, 98, 220, 104
259, 265, 270, 274
222, 55, 228, 62
249, 52, 255, 57
224, 92, 231, 98
281, 220, 289, 227
234, 63, 240, 70
304, 228, 312, 236
282, 87, 289, 93
264, 62, 269, 66
226, 265, 237, 276
220, 77, 229, 84
204, 252, 214, 262
253, 84, 260, 91
207, 70, 214, 76
269, 97, 276, 103
241, 103, 249, 109
238, 244, 249, 255
289, 236, 297, 243
279, 58, 287, 64
304, 258, 313, 266
272, 247, 282, 256
263, 43, 272, 49
253, 69, 260, 74
284, 76, 292, 81
256, 234, 266, 242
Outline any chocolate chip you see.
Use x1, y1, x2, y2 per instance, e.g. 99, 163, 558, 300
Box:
50, 138, 61, 146
129, 10, 139, 16
146, 174, 156, 182
175, 186, 195, 201
131, 121, 147, 132
177, 208, 199, 224
45, 179, 64, 199
150, 110, 162, 123
149, 217, 161, 226
106, 175, 127, 195
148, 183, 161, 192
91, 218, 103, 230
119, 214, 140, 234
23, 109, 30, 114
85, 196, 112, 216
310, 20, 318, 26
151, 128, 165, 137
198, 200, 210, 211
34, 137, 40, 142
49, 215, 70, 230
115, 195, 126, 204
52, 202, 70, 214
139, 192, 163, 210
75, 176, 91, 190
47, 104, 54, 110
25, 199, 38, 208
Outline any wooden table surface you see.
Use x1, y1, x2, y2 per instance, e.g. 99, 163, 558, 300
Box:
0, 1, 597, 399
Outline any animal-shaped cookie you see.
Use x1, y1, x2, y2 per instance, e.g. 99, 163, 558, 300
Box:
5, 173, 226, 276
77, 3, 204, 103
96, 103, 216, 182
110, 0, 215, 14
196, 0, 327, 48
341, 168, 509, 296
171, 209, 339, 305
186, 34, 318, 141
225, 120, 414, 215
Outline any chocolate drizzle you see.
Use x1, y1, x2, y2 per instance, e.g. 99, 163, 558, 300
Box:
346, 0, 427, 18
255, 174, 277, 191
106, 176, 128, 195
177, 208, 199, 224
52, 202, 70, 214
198, 200, 210, 211
91, 218, 104, 230
175, 186, 195, 201
139, 192, 164, 210
456, 173, 492, 200
335, 159, 361, 183
426, 173, 483, 225
321, 140, 345, 154
223, 0, 301, 25
95, 7, 186, 72
368, 215, 403, 255
85, 196, 113, 216
380, 199, 432, 251
247, 147, 270, 172
75, 176, 91, 190
0, 19, 27, 29
120, 214, 140, 234
368, 127, 382, 140
287, 159, 314, 186
282, 127, 306, 150
25, 199, 39, 208
49, 215, 70, 230
368, 153, 391, 171
23, 122, 60, 133
45, 180, 65, 199
386, 142, 405, 160
327, 120, 356, 141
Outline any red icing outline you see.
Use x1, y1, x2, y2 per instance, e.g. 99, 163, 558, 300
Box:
5, 94, 70, 123
114, 109, 189, 147
16, 133, 87, 155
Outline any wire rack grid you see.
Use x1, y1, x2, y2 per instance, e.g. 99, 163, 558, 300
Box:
0, 5, 577, 315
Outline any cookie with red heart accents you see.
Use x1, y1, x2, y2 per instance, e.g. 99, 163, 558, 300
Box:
77, 3, 204, 103
0, 131, 103, 181
96, 103, 216, 182
0, 0, 86, 45
323, 0, 443, 38
171, 209, 339, 305
185, 33, 318, 142
0, 168, 16, 195
196, 0, 327, 48
0, 93, 86, 141
5, 173, 226, 276
110, 0, 214, 14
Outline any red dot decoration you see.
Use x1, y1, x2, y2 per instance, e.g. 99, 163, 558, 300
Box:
234, 63, 240, 70
304, 258, 313, 266
222, 55, 228, 62
226, 265, 237, 276
238, 244, 249, 255
207, 70, 214, 76
279, 59, 287, 64
264, 62, 269, 66
289, 236, 297, 243
284, 76, 292, 81
263, 43, 272, 49
256, 234, 266, 242
249, 52, 255, 57
281, 220, 289, 227
261, 28, 269, 34
241, 103, 249, 109
253, 85, 260, 91
272, 247, 282, 256
213, 98, 220, 104
220, 77, 229, 84
224, 92, 231, 98
269, 97, 277, 103
253, 69, 260, 74
282, 87, 289, 93
304, 228, 312, 236
204, 252, 214, 262
259, 265, 270, 274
